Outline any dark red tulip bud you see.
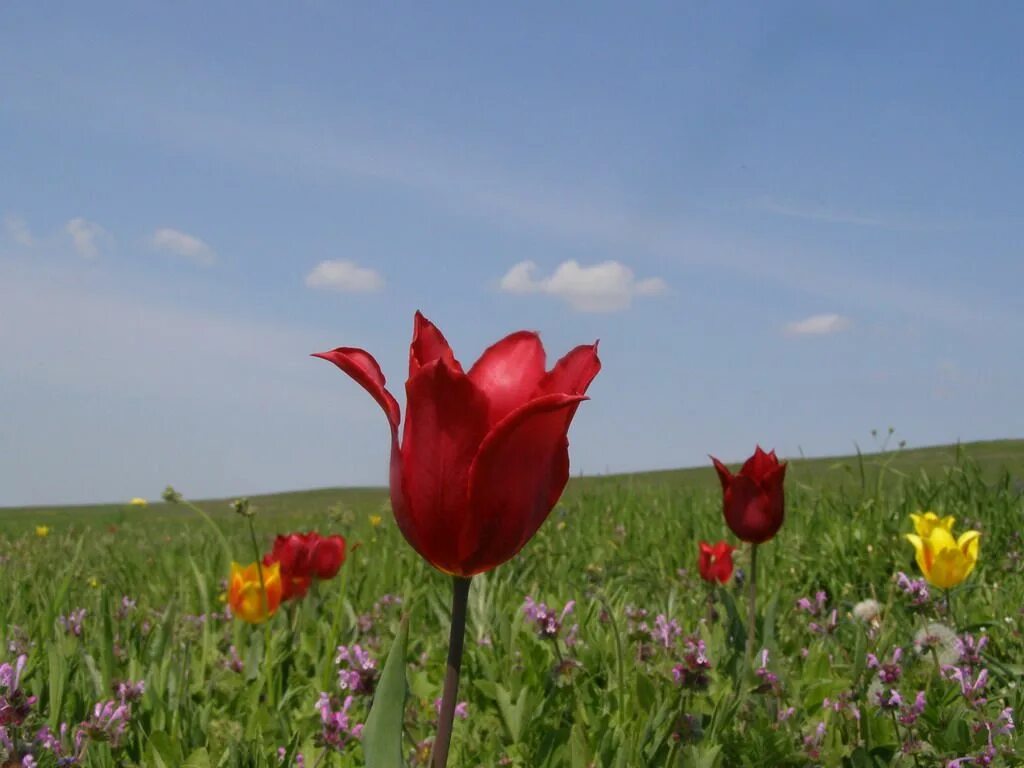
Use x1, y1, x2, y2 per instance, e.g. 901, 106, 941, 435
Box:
711, 446, 787, 544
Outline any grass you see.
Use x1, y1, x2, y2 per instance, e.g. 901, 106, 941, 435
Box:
0, 438, 1021, 766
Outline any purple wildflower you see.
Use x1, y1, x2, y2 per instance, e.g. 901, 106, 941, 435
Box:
58, 609, 87, 638
315, 693, 363, 750
335, 645, 377, 695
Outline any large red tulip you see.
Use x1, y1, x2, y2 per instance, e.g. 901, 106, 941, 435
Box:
711, 446, 787, 543
697, 540, 735, 583
314, 311, 600, 577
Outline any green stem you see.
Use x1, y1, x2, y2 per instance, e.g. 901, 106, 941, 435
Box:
246, 516, 268, 619
745, 543, 759, 664
597, 595, 627, 732
433, 576, 471, 768
180, 498, 233, 566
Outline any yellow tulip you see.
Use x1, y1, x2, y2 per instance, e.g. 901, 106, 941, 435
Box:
910, 511, 955, 538
35, 525, 50, 538
228, 561, 283, 623
129, 497, 148, 507
905, 526, 980, 589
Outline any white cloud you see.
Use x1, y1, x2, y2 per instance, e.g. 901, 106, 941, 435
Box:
66, 217, 106, 258
785, 313, 852, 336
4, 214, 34, 246
151, 227, 216, 266
305, 259, 384, 293
499, 260, 667, 313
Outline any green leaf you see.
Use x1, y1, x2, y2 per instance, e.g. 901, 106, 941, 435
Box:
362, 613, 409, 768
183, 747, 212, 768
635, 673, 656, 711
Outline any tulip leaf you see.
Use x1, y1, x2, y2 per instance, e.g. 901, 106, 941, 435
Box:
362, 614, 409, 768
182, 747, 212, 768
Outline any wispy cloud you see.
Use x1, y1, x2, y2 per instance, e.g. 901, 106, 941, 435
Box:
754, 197, 947, 233
500, 260, 667, 313
785, 313, 852, 336
305, 259, 384, 293
757, 198, 885, 227
151, 227, 216, 266
66, 217, 106, 258
3, 214, 34, 247
33, 85, 1016, 336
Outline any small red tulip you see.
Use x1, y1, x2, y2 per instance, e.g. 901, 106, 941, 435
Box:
263, 531, 346, 601
697, 540, 735, 583
314, 311, 600, 577
711, 446, 787, 544
310, 534, 346, 580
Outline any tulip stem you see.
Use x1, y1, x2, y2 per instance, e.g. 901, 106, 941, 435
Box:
746, 543, 758, 664
945, 588, 958, 631
433, 576, 471, 768
246, 516, 269, 620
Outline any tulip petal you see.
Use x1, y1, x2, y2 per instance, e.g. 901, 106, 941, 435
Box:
722, 474, 783, 543
741, 445, 777, 479
957, 530, 981, 563
929, 546, 968, 589
398, 358, 491, 572
312, 535, 346, 580
911, 511, 956, 538
713, 553, 734, 583
409, 311, 463, 377
312, 347, 401, 436
905, 533, 929, 577
468, 331, 547, 424
762, 461, 788, 494
538, 342, 602, 397
711, 456, 733, 491
462, 393, 588, 575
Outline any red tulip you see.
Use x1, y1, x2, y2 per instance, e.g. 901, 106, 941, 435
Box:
314, 311, 600, 577
263, 531, 346, 601
310, 534, 346, 580
711, 446, 787, 543
697, 540, 735, 583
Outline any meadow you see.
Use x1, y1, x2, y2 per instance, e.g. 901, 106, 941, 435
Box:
1, 438, 1022, 767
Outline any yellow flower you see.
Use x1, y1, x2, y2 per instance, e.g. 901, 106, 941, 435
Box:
88, 576, 100, 589
228, 561, 282, 624
369, 514, 382, 528
129, 497, 148, 507
905, 526, 980, 589
910, 511, 955, 538
35, 525, 50, 538
556, 521, 567, 531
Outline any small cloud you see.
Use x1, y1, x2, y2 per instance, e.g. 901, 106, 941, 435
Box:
4, 214, 34, 247
305, 259, 384, 293
499, 259, 667, 313
151, 227, 216, 266
784, 313, 852, 336
66, 217, 106, 258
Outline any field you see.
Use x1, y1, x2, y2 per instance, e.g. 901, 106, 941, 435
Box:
1, 439, 1022, 767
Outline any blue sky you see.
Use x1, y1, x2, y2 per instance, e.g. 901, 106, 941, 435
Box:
2, 2, 1022, 505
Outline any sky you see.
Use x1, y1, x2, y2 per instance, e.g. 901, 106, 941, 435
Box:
2, 2, 1023, 506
